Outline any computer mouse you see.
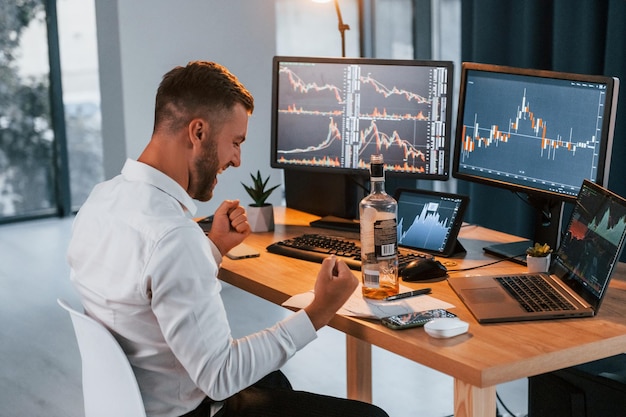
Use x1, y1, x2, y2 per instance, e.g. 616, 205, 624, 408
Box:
424, 318, 469, 338
400, 258, 448, 282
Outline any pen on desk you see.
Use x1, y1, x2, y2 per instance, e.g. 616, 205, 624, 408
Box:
384, 288, 432, 301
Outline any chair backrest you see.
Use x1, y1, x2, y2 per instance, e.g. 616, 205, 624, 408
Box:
57, 298, 147, 417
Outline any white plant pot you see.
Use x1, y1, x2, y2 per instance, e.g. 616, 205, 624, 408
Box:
526, 253, 551, 273
247, 204, 275, 232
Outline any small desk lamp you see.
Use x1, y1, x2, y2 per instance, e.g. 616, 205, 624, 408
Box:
313, 0, 350, 57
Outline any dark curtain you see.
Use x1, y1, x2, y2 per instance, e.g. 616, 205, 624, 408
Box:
459, 0, 626, 251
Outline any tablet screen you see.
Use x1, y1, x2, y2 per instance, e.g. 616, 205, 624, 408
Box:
395, 188, 469, 257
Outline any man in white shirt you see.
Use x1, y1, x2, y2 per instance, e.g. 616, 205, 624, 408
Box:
67, 61, 389, 417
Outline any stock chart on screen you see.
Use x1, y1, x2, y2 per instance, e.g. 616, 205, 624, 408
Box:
272, 58, 452, 177
457, 70, 612, 198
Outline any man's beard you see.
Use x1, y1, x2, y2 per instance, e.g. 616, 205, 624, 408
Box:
189, 139, 220, 202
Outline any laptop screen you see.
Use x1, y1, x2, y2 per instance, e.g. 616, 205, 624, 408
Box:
394, 188, 469, 257
554, 179, 626, 309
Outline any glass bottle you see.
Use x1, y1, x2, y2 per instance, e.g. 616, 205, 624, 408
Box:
359, 154, 399, 299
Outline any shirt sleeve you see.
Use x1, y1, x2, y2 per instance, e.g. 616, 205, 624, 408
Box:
146, 225, 317, 401
206, 236, 223, 266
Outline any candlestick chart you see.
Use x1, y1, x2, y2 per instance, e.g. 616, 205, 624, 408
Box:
457, 74, 608, 194
274, 62, 449, 175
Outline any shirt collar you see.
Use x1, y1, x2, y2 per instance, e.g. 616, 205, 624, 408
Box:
121, 159, 198, 215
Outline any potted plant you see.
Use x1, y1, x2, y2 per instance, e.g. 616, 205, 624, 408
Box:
241, 170, 280, 232
525, 242, 552, 273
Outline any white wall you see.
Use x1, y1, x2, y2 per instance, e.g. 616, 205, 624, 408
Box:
95, 0, 282, 216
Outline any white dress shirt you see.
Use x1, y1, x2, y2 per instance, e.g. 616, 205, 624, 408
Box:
67, 159, 317, 417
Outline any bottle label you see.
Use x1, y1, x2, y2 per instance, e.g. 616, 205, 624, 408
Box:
363, 267, 380, 287
374, 218, 397, 259
359, 207, 377, 254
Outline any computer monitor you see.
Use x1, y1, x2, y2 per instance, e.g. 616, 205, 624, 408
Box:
270, 56, 454, 230
452, 62, 619, 260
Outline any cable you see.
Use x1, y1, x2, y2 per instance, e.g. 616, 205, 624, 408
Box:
497, 391, 515, 416
496, 390, 527, 417
445, 254, 526, 273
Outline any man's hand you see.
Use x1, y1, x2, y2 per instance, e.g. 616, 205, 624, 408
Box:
207, 200, 251, 255
304, 256, 359, 330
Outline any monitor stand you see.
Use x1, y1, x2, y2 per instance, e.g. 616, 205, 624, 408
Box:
483, 240, 531, 265
310, 216, 360, 232
283, 170, 366, 233
482, 196, 564, 266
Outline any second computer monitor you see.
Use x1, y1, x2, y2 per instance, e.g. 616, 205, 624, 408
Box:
453, 62, 619, 201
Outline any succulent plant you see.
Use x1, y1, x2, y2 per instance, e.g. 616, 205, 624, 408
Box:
526, 242, 552, 257
241, 171, 280, 207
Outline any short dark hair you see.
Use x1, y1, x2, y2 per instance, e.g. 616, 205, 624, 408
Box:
153, 61, 254, 133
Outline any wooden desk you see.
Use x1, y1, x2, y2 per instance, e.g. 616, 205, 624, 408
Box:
218, 207, 626, 417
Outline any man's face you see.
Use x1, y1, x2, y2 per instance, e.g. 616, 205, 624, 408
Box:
189, 103, 248, 201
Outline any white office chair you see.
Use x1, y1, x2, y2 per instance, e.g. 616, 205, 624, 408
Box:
57, 298, 147, 417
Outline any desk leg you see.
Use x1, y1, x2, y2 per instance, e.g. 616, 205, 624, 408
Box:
454, 379, 496, 417
346, 335, 372, 403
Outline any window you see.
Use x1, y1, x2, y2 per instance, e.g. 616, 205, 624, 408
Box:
0, 0, 56, 219
0, 0, 103, 222
57, 0, 103, 209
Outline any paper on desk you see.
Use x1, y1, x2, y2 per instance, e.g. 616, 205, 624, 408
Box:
282, 284, 455, 319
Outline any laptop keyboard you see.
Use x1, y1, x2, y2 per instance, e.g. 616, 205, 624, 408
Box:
496, 275, 576, 312
266, 233, 433, 271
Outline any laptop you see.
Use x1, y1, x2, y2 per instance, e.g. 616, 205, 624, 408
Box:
448, 179, 626, 323
394, 188, 469, 257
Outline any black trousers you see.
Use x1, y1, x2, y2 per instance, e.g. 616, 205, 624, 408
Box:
181, 371, 389, 417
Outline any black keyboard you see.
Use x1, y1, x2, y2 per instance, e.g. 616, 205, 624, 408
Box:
496, 275, 576, 312
266, 233, 433, 271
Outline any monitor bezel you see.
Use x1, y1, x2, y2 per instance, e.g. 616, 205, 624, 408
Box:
270, 55, 455, 181
451, 62, 619, 203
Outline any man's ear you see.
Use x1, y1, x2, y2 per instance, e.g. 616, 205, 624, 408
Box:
189, 118, 206, 143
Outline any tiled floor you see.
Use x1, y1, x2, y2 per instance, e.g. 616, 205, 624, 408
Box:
0, 217, 528, 417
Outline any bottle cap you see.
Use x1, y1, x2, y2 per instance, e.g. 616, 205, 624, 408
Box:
370, 154, 384, 164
